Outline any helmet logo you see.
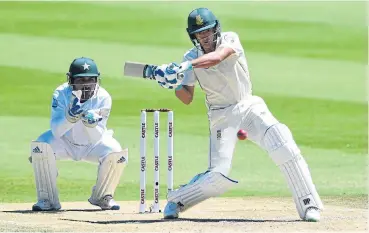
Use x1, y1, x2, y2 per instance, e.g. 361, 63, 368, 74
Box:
195, 15, 204, 25
82, 62, 90, 70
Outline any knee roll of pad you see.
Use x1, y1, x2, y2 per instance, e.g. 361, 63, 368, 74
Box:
262, 123, 301, 165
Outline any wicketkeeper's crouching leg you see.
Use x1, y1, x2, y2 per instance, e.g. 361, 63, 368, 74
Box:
261, 123, 324, 221
31, 141, 61, 211
88, 149, 128, 210
30, 140, 128, 211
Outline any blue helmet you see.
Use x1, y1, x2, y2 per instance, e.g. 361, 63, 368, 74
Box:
186, 8, 221, 51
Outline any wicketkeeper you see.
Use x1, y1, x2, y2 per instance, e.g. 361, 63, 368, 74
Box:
30, 57, 128, 211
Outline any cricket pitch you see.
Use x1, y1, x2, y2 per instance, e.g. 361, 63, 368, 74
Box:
0, 197, 367, 232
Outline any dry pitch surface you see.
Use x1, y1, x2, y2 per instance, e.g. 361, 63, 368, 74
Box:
0, 197, 367, 232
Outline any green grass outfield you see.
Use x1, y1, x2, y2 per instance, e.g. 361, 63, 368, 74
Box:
0, 1, 367, 203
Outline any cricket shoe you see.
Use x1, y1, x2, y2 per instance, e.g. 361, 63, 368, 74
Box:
32, 199, 61, 211
304, 207, 320, 222
163, 201, 180, 219
88, 195, 120, 210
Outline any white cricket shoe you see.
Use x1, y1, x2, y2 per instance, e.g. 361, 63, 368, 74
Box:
32, 199, 61, 211
88, 195, 120, 210
304, 207, 320, 222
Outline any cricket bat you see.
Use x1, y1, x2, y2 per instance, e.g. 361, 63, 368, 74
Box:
123, 61, 184, 80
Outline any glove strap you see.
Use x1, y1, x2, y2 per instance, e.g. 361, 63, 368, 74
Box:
175, 84, 183, 91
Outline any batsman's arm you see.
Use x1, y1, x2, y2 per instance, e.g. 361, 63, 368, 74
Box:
181, 47, 235, 70
50, 91, 75, 138
179, 33, 243, 70
174, 57, 196, 105
175, 85, 195, 105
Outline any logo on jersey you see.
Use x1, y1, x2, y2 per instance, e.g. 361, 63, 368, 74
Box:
224, 34, 235, 44
52, 97, 58, 108
99, 108, 110, 118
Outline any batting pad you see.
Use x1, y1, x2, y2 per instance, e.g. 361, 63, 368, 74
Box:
263, 124, 324, 219
167, 172, 238, 212
31, 141, 59, 206
90, 149, 128, 201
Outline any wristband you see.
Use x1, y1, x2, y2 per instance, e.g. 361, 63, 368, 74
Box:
175, 84, 183, 91
181, 61, 193, 71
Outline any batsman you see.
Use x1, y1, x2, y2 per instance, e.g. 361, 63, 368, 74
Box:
152, 8, 324, 221
30, 57, 128, 211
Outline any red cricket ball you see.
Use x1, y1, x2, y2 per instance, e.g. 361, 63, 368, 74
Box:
237, 129, 247, 140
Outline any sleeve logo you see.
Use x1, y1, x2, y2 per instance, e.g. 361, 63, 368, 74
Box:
52, 97, 58, 108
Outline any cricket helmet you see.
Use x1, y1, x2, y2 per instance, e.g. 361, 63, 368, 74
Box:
186, 8, 221, 51
66, 57, 101, 102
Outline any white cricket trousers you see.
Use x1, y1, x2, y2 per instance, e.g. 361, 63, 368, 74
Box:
207, 95, 279, 175
36, 130, 122, 163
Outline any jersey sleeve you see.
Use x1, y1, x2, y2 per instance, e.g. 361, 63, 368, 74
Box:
50, 89, 74, 138
83, 95, 112, 144
218, 32, 244, 57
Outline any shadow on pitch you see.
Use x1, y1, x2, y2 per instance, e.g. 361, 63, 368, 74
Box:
60, 218, 300, 224
2, 209, 102, 214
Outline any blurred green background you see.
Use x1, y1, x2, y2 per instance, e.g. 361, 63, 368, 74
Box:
0, 1, 367, 204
